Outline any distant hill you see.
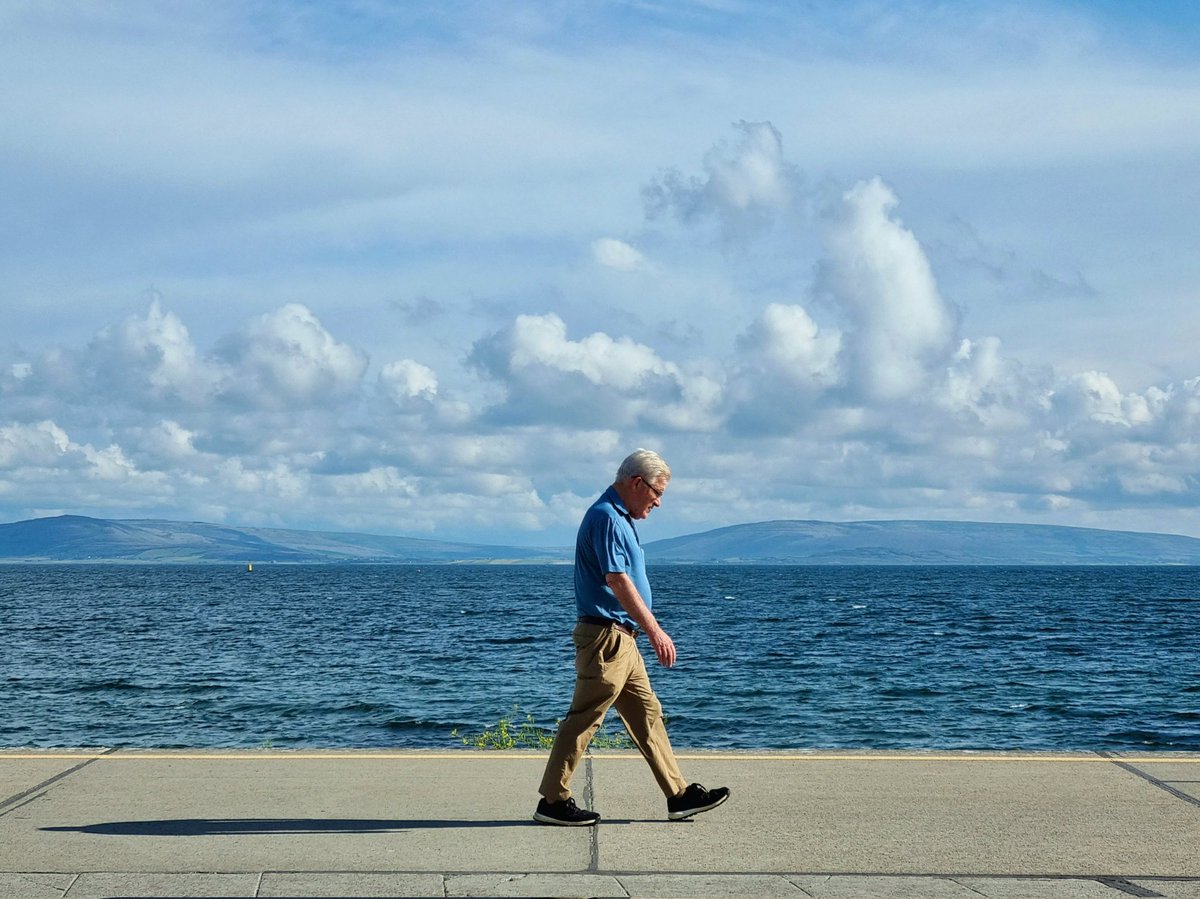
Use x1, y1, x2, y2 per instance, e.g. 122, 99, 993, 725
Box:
0, 515, 567, 564
644, 519, 1200, 565
2, 515, 1198, 565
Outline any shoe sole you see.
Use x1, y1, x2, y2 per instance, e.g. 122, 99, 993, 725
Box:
668, 791, 730, 821
533, 812, 600, 826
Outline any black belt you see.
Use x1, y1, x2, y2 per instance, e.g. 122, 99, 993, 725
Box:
578, 615, 636, 637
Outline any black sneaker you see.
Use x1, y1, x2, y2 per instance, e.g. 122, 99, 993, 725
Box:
533, 796, 601, 826
667, 783, 730, 820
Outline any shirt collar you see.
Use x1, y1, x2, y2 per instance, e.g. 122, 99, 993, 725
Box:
602, 484, 632, 521
602, 485, 640, 542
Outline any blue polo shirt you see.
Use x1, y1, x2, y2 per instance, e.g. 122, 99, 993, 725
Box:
574, 486, 652, 629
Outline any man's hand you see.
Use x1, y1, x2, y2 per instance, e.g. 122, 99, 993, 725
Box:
646, 626, 677, 668
605, 571, 677, 667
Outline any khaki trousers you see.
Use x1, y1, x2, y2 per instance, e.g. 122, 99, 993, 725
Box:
539, 621, 687, 802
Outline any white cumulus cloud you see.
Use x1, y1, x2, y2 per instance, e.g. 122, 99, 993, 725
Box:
491, 313, 676, 391
379, 359, 439, 406
592, 237, 649, 271
1051, 371, 1163, 428
0, 421, 71, 468
727, 303, 843, 431
741, 303, 842, 390
937, 337, 1042, 431
822, 177, 958, 401
470, 313, 721, 430
643, 120, 799, 237
217, 304, 369, 409
87, 300, 222, 407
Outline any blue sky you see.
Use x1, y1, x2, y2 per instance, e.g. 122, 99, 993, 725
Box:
2, 0, 1199, 544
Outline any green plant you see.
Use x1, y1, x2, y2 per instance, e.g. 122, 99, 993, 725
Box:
453, 706, 632, 750
591, 723, 634, 750
453, 707, 552, 750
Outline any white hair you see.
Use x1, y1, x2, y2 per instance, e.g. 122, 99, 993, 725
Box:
615, 448, 671, 484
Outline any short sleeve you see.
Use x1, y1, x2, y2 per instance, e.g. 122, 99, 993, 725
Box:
591, 514, 630, 575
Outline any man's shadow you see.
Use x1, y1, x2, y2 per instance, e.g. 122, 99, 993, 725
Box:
41, 818, 524, 836
41, 817, 663, 836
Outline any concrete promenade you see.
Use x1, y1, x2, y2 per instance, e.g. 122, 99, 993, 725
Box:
2, 749, 1199, 898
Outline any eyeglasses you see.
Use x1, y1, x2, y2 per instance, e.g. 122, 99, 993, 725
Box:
639, 476, 664, 499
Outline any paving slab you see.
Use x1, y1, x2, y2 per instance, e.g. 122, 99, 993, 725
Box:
790, 874, 984, 897
620, 873, 804, 896
591, 755, 1200, 876
952, 877, 1132, 898
446, 872, 626, 897
0, 872, 77, 899
62, 871, 258, 897
259, 871, 445, 897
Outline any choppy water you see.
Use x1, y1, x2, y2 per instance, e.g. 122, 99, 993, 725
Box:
3, 564, 1198, 750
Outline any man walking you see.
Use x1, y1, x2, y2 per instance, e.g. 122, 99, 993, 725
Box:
534, 449, 730, 825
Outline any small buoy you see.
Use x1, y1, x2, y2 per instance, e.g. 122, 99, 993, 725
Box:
247, 563, 253, 572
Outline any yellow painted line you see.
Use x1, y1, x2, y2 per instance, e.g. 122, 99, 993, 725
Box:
1, 751, 1198, 763
681, 754, 1200, 763
0, 748, 525, 758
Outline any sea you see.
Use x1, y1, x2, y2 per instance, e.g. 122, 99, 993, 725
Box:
3, 564, 1198, 751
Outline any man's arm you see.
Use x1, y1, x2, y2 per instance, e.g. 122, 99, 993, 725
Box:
605, 571, 676, 668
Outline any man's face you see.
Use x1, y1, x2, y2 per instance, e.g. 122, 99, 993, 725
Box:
630, 475, 668, 520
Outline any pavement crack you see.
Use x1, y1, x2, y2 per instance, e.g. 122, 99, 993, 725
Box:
585, 755, 600, 873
